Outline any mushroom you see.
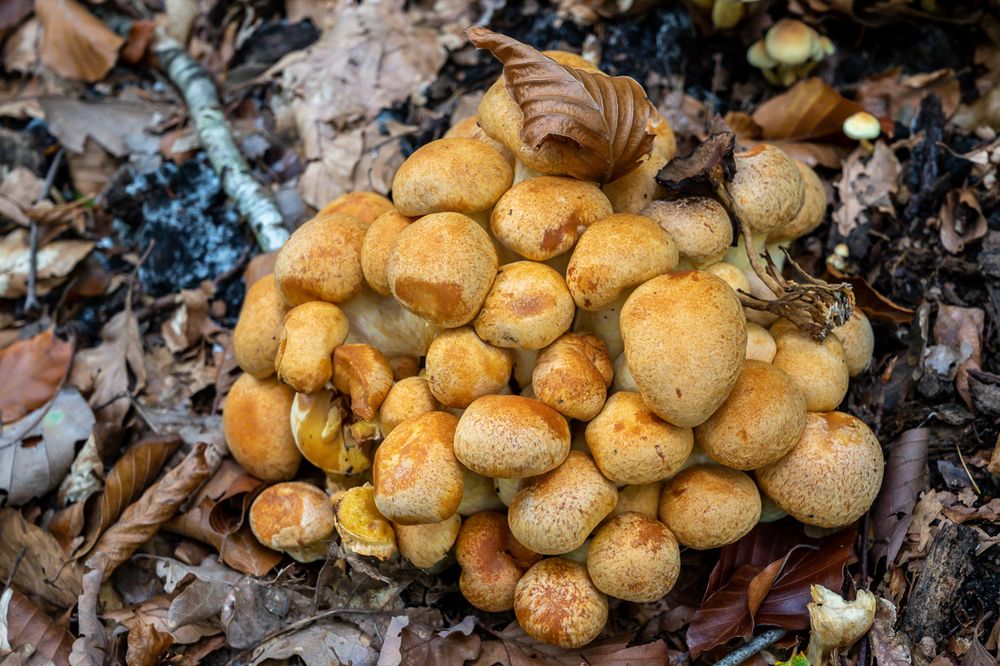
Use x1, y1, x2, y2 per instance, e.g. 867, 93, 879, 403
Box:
704, 261, 751, 294
339, 286, 439, 357
457, 467, 506, 515
490, 176, 613, 261
586, 392, 693, 484
456, 511, 541, 612
587, 512, 680, 602
233, 274, 289, 378
318, 191, 394, 225
604, 482, 662, 523
473, 261, 576, 350
641, 197, 733, 267
290, 391, 372, 478
694, 360, 807, 470
532, 332, 614, 421
659, 464, 761, 549
832, 309, 874, 376
391, 137, 513, 217
728, 145, 805, 237
223, 373, 301, 481
425, 327, 512, 409
573, 291, 629, 359
394, 513, 462, 570
249, 481, 335, 562
443, 116, 515, 166
361, 210, 414, 296
711, 0, 745, 29
508, 451, 618, 555
273, 212, 369, 306
746, 321, 778, 362
769, 161, 827, 245
770, 319, 850, 411
274, 301, 349, 394
454, 394, 570, 478
386, 212, 499, 328
514, 558, 608, 649
566, 213, 678, 311
620, 271, 747, 428
332, 343, 393, 421
378, 376, 439, 436
755, 411, 884, 528
372, 411, 464, 525
334, 484, 397, 560
842, 111, 881, 147
748, 20, 831, 86
805, 586, 877, 666
601, 121, 676, 213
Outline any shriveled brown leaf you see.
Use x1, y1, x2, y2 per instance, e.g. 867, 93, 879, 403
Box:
121, 20, 156, 66
0, 329, 73, 424
825, 269, 915, 326
57, 434, 103, 507
468, 26, 655, 183
832, 141, 901, 238
34, 0, 123, 83
933, 305, 985, 410
872, 429, 930, 566
125, 619, 174, 666
0, 229, 94, 299
39, 97, 166, 158
857, 68, 961, 127
583, 639, 674, 665
0, 587, 75, 666
941, 498, 1000, 524
103, 594, 220, 645
160, 283, 223, 353
70, 308, 147, 427
0, 508, 83, 608
870, 598, 911, 665
937, 188, 987, 254
655, 131, 735, 197
0, 167, 43, 226
473, 621, 582, 666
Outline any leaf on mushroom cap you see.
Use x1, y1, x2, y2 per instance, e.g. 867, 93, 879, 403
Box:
466, 27, 656, 183
655, 131, 736, 198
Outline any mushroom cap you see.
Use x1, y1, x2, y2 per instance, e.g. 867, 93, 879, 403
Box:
425, 327, 512, 409
532, 332, 614, 421
379, 376, 440, 436
332, 343, 394, 422
601, 125, 676, 213
339, 286, 440, 357
223, 374, 301, 481
473, 261, 576, 350
704, 261, 751, 294
694, 360, 807, 470
747, 39, 777, 69
573, 291, 629, 359
514, 558, 608, 649
745, 322, 778, 362
274, 301, 349, 394
729, 145, 805, 235
490, 176, 614, 261
454, 394, 571, 478
395, 513, 462, 569
444, 116, 515, 165
233, 275, 290, 378
457, 510, 541, 612
457, 467, 506, 515
391, 138, 513, 216
641, 197, 733, 266
659, 464, 761, 550
273, 212, 369, 305
756, 411, 884, 528
587, 512, 680, 602
566, 213, 679, 311
769, 161, 827, 243
361, 210, 414, 296
508, 451, 618, 555
765, 19, 817, 66
249, 481, 335, 562
318, 191, 394, 225
387, 212, 499, 328
372, 411, 464, 525
832, 309, 874, 377
586, 391, 694, 484
290, 391, 370, 477
711, 0, 745, 29
770, 319, 850, 411
621, 272, 747, 428
605, 483, 662, 523
335, 484, 397, 560
842, 112, 881, 140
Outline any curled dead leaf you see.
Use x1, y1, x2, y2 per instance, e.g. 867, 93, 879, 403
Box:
35, 0, 123, 83
825, 268, 915, 326
0, 329, 73, 424
0, 586, 75, 666
126, 619, 175, 666
937, 188, 987, 254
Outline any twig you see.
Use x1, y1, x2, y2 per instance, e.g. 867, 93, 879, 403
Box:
152, 34, 289, 252
3, 547, 26, 589
713, 628, 788, 666
24, 148, 65, 316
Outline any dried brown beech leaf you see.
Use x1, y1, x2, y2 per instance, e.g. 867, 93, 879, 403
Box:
0, 329, 73, 424
467, 27, 655, 183
871, 428, 929, 566
35, 0, 123, 83
0, 586, 75, 666
0, 508, 83, 608
752, 78, 884, 142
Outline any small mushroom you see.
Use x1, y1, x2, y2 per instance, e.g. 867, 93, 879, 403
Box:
473, 261, 576, 350
223, 374, 301, 481
334, 484, 397, 560
514, 558, 608, 649
746, 322, 778, 362
378, 376, 439, 436
333, 344, 393, 421
601, 121, 676, 213
641, 197, 733, 267
444, 116, 515, 165
273, 212, 369, 305
659, 464, 761, 550
728, 145, 805, 236
704, 261, 751, 294
274, 301, 349, 394
361, 210, 414, 296
249, 481, 335, 562
425, 327, 512, 409
587, 512, 680, 602
532, 332, 614, 421
318, 191, 393, 224
456, 511, 541, 612
711, 0, 745, 29
832, 309, 874, 377
770, 319, 850, 411
604, 482, 662, 523
842, 111, 881, 145
395, 513, 462, 570
233, 274, 289, 378
769, 161, 827, 244
457, 467, 506, 515
805, 586, 877, 666
290, 391, 371, 478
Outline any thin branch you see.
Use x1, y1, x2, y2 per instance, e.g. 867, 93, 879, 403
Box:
714, 628, 788, 666
24, 148, 65, 316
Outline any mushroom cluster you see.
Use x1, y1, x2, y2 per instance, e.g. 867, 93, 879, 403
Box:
747, 18, 836, 86
227, 43, 884, 650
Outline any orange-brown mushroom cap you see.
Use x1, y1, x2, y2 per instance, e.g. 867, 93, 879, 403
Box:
456, 510, 541, 611
514, 558, 608, 649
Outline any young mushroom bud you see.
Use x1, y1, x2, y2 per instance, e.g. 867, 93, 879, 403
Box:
508, 451, 618, 555
334, 484, 397, 560
387, 212, 499, 328
842, 111, 881, 143
291, 391, 371, 478
490, 177, 613, 261
514, 558, 608, 649
457, 467, 505, 515
765, 19, 817, 66
394, 513, 462, 570
605, 483, 662, 523
587, 513, 680, 602
372, 412, 464, 525
318, 191, 394, 224
223, 374, 301, 481
233, 274, 289, 378
586, 392, 693, 484
711, 0, 745, 29
249, 481, 335, 562
694, 360, 807, 470
274, 212, 368, 305
454, 395, 570, 478
361, 210, 414, 296
704, 261, 751, 294
832, 309, 874, 376
333, 344, 393, 421
425, 327, 512, 409
746, 322, 778, 362
769, 161, 827, 245
770, 319, 849, 411
659, 465, 761, 550
274, 302, 349, 394
755, 412, 884, 528
566, 213, 678, 311
456, 511, 541, 612
621, 272, 747, 428
473, 261, 575, 350
378, 376, 439, 437
532, 332, 614, 421
641, 197, 733, 267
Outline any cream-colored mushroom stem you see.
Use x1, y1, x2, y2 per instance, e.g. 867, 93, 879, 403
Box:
153, 35, 289, 252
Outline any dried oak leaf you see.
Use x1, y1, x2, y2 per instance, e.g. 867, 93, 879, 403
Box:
0, 508, 83, 608
871, 428, 929, 566
832, 141, 901, 238
0, 328, 73, 424
35, 0, 123, 83
467, 27, 655, 183
0, 586, 75, 666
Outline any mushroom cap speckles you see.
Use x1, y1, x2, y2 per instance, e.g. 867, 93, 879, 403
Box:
514, 558, 608, 649
587, 512, 680, 602
659, 464, 761, 550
